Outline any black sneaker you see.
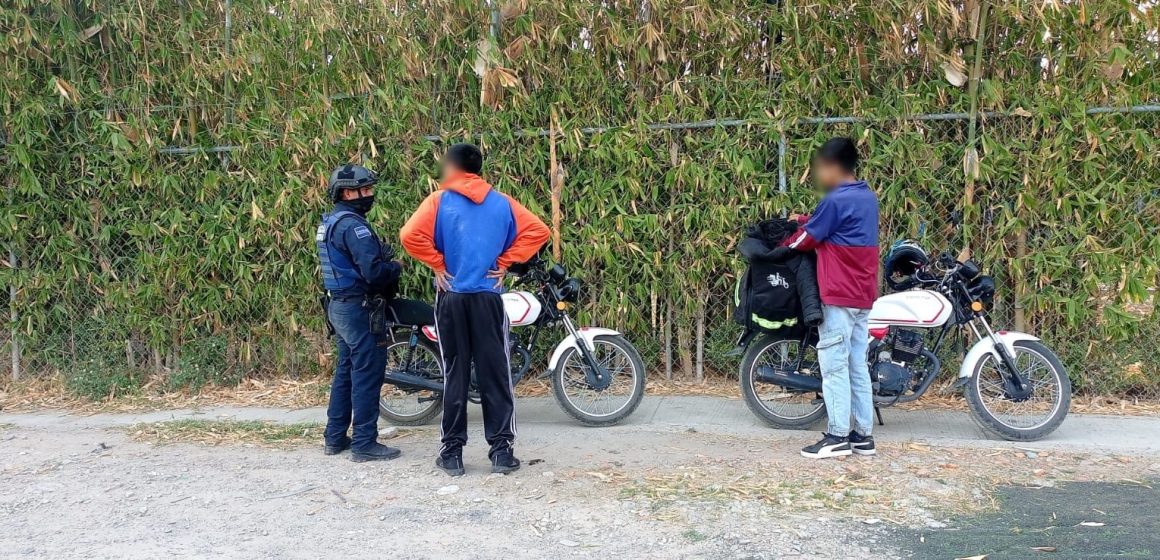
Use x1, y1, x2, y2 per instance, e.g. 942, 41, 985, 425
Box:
849, 431, 876, 456
324, 437, 351, 456
350, 442, 402, 463
490, 451, 521, 474
436, 454, 465, 477
800, 433, 852, 459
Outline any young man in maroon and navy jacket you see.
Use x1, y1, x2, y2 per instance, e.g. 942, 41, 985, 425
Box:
782, 138, 880, 459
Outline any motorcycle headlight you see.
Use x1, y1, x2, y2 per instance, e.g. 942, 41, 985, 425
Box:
968, 275, 996, 308
558, 278, 582, 303
958, 259, 981, 281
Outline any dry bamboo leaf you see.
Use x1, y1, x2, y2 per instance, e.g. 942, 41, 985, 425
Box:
504, 36, 529, 60
962, 147, 980, 180
473, 38, 499, 78
500, 0, 527, 21
941, 60, 967, 87
80, 24, 104, 41
955, 556, 987, 560
54, 76, 78, 102
1030, 546, 1057, 552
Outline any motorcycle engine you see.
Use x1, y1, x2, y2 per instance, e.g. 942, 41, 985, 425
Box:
871, 329, 924, 397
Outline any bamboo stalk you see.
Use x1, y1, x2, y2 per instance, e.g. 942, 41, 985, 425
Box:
1015, 227, 1027, 331
961, 0, 991, 261
549, 108, 563, 261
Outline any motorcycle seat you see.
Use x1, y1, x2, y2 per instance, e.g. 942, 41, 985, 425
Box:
388, 298, 435, 327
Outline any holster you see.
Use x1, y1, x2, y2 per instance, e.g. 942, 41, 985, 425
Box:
368, 295, 388, 337
319, 295, 335, 337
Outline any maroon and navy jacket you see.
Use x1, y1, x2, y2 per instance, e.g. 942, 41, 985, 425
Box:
781, 181, 879, 309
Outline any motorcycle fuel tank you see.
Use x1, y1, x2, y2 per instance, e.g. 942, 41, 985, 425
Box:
868, 290, 953, 328
502, 291, 542, 326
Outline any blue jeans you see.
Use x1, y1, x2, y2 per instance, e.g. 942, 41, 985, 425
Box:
325, 299, 388, 451
818, 304, 874, 437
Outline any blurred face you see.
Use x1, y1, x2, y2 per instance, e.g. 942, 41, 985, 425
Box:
340, 186, 374, 200
440, 159, 461, 181
812, 159, 845, 192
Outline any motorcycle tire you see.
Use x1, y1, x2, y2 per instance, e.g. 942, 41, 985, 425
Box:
739, 334, 827, 430
551, 334, 646, 426
964, 340, 1071, 441
379, 335, 444, 426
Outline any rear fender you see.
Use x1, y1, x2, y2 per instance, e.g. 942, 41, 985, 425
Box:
959, 331, 1040, 379
547, 327, 621, 372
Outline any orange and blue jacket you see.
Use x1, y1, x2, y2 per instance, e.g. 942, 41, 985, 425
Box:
400, 173, 550, 294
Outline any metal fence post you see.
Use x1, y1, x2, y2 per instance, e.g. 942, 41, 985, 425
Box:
489, 1, 501, 43
221, 0, 234, 170
9, 247, 19, 380
777, 134, 787, 194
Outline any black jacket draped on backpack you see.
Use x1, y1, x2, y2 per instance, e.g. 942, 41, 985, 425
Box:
733, 218, 824, 334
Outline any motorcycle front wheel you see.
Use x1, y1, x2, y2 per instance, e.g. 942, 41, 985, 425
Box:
551, 334, 646, 426
964, 340, 1071, 441
739, 334, 827, 429
379, 335, 444, 426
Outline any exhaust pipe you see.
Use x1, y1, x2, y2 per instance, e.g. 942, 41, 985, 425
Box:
755, 365, 822, 393
383, 370, 444, 393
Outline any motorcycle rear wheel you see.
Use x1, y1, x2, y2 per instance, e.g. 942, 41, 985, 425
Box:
379, 335, 443, 426
739, 334, 827, 429
964, 340, 1071, 441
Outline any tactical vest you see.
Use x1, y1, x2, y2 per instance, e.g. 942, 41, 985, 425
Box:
316, 210, 363, 292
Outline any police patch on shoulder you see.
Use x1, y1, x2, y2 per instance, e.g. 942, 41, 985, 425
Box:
353, 226, 372, 239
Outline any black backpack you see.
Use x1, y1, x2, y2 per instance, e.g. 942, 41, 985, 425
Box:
733, 259, 805, 335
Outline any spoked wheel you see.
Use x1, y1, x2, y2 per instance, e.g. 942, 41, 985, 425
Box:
739, 334, 827, 429
551, 334, 646, 426
964, 340, 1071, 441
379, 336, 443, 426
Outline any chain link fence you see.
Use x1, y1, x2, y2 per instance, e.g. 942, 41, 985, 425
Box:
2, 0, 1158, 400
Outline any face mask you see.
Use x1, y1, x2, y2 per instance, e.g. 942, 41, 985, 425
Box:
346, 195, 375, 214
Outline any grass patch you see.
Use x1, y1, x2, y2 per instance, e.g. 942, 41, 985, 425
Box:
65, 360, 141, 400
681, 529, 708, 542
129, 420, 323, 448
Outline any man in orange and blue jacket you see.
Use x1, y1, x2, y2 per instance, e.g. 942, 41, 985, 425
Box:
400, 143, 549, 477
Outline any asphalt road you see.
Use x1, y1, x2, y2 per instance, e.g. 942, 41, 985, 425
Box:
900, 481, 1160, 559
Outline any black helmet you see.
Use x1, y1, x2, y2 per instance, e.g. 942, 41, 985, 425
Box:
327, 164, 378, 202
883, 239, 929, 290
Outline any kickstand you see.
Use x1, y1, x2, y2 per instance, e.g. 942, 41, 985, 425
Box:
874, 406, 885, 426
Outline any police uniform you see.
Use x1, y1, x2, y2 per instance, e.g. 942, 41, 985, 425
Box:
317, 200, 402, 455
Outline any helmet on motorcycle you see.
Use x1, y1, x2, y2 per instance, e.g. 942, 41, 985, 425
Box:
327, 164, 378, 202
883, 239, 929, 291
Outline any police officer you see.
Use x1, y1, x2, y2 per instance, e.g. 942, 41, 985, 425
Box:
316, 164, 404, 462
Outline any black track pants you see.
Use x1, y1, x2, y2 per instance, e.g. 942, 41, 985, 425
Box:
435, 291, 514, 458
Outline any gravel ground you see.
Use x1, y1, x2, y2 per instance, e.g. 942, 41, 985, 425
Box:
0, 420, 898, 560
3, 406, 1157, 560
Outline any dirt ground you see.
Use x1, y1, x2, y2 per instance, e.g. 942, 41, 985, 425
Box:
2, 410, 1157, 560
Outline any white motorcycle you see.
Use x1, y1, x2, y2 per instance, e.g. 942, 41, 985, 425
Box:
739, 249, 1071, 441
378, 254, 647, 427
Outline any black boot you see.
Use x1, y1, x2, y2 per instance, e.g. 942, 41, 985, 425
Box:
350, 442, 402, 462
490, 450, 521, 474
436, 453, 465, 477
324, 436, 351, 456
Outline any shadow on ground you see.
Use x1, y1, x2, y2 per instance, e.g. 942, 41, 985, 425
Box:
899, 481, 1159, 559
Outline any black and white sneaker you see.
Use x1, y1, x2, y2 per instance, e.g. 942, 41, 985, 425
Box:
800, 433, 852, 459
848, 431, 876, 456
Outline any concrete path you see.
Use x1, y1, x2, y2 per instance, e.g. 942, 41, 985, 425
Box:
4, 395, 1157, 455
